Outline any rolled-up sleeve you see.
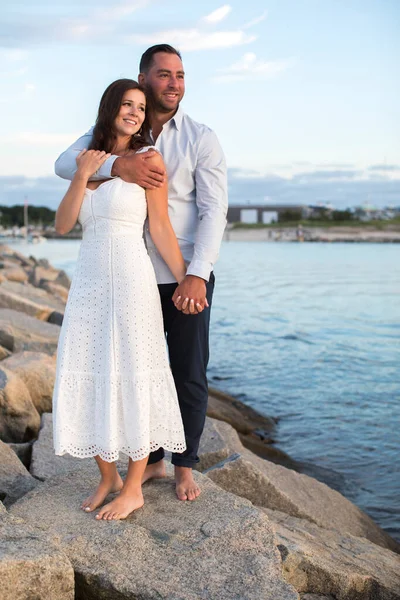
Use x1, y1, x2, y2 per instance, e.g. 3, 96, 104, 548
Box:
54, 127, 118, 181
186, 129, 228, 281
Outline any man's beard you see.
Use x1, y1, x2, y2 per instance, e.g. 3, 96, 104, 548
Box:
145, 85, 180, 114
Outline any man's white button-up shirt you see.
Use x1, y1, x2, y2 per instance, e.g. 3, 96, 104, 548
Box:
55, 106, 228, 284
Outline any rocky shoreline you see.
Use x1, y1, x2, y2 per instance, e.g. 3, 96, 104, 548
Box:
1, 244, 399, 600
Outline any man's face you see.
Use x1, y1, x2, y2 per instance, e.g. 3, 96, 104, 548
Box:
140, 52, 185, 114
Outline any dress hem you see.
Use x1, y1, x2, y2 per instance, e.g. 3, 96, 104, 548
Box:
54, 441, 186, 463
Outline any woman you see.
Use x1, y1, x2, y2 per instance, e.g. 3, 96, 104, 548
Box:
52, 79, 188, 521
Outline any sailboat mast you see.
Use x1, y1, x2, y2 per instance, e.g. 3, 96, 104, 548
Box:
24, 195, 28, 237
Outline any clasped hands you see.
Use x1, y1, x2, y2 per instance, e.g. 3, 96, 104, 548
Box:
172, 275, 209, 315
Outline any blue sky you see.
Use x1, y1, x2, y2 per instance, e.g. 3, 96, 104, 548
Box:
1, 0, 399, 209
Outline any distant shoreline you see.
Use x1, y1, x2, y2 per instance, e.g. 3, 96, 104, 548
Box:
224, 225, 400, 243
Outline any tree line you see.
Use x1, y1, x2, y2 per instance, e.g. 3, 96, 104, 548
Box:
0, 205, 56, 228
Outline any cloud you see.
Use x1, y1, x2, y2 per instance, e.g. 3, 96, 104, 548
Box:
0, 48, 29, 61
368, 164, 400, 172
96, 0, 151, 21
203, 5, 232, 24
227, 168, 400, 208
214, 52, 294, 82
0, 175, 69, 209
2, 165, 399, 211
0, 3, 263, 52
0, 132, 83, 146
292, 169, 363, 182
127, 29, 256, 51
243, 10, 268, 30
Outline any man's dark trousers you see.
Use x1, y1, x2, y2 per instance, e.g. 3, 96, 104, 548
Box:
147, 273, 215, 468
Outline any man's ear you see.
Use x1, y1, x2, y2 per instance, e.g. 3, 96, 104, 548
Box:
138, 73, 145, 85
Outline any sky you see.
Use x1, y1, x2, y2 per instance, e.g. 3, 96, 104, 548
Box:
0, 0, 399, 210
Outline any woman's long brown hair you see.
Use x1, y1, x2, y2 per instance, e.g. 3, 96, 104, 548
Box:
89, 79, 150, 153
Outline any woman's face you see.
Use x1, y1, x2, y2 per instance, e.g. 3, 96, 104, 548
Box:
114, 88, 146, 137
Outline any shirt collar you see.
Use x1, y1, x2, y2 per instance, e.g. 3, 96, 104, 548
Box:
170, 105, 184, 130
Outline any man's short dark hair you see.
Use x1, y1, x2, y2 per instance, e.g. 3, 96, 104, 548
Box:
139, 44, 182, 73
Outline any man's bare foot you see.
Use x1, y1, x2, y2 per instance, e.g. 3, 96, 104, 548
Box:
175, 466, 200, 501
95, 488, 144, 520
142, 459, 166, 484
81, 473, 123, 512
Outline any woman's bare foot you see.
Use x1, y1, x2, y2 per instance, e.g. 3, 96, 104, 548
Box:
142, 459, 166, 484
95, 488, 144, 520
175, 466, 201, 501
81, 473, 123, 512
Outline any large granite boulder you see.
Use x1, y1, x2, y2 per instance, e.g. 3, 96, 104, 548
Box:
54, 269, 71, 290
29, 265, 60, 288
207, 388, 297, 467
205, 452, 400, 554
1, 280, 66, 311
0, 308, 60, 353
0, 510, 74, 600
0, 440, 38, 506
263, 507, 400, 600
0, 344, 11, 359
41, 280, 69, 303
30, 413, 94, 480
2, 351, 56, 414
0, 366, 41, 442
197, 417, 244, 471
0, 285, 53, 320
10, 468, 299, 600
6, 442, 32, 469
1, 266, 28, 283
208, 387, 276, 435
0, 247, 35, 268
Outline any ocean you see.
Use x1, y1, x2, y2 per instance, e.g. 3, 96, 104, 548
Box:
15, 238, 400, 541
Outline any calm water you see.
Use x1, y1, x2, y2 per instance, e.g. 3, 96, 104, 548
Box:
17, 239, 400, 540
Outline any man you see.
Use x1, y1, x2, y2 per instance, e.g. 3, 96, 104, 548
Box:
55, 44, 228, 501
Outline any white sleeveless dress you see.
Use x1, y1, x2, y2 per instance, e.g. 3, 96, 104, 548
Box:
52, 154, 186, 462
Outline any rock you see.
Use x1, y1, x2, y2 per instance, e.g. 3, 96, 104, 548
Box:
263, 507, 400, 600
0, 308, 60, 353
11, 468, 299, 600
0, 285, 53, 320
0, 511, 75, 600
30, 413, 92, 480
1, 248, 35, 268
0, 330, 14, 352
300, 596, 335, 600
1, 266, 28, 283
30, 413, 129, 480
29, 265, 60, 288
0, 344, 11, 360
197, 417, 244, 471
38, 258, 51, 268
0, 440, 38, 506
1, 280, 66, 311
41, 280, 70, 302
7, 442, 33, 469
0, 366, 41, 443
205, 453, 400, 554
207, 388, 297, 467
208, 387, 276, 435
47, 310, 64, 326
54, 269, 71, 290
2, 351, 56, 414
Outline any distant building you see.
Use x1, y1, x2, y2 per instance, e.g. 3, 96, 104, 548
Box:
227, 204, 304, 224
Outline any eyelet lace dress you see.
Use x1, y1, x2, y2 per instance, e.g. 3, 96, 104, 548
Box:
52, 148, 186, 462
